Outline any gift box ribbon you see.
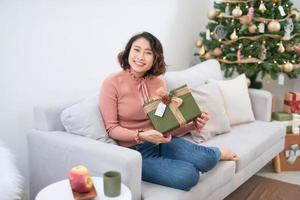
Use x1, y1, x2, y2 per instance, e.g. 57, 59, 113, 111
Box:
144, 87, 190, 125
284, 92, 300, 113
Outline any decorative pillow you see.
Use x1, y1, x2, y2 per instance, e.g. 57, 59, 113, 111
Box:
190, 82, 231, 143
163, 59, 223, 89
216, 74, 255, 125
60, 95, 116, 144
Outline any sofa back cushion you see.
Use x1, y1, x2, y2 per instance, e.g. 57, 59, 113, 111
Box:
163, 59, 223, 89
60, 95, 116, 143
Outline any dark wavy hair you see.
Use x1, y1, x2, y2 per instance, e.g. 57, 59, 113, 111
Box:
118, 32, 166, 76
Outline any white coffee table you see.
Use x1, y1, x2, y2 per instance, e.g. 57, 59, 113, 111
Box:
35, 177, 131, 200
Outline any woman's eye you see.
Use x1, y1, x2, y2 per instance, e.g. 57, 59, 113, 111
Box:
134, 48, 140, 52
146, 51, 153, 55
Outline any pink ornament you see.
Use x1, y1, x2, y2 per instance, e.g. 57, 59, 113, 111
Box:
247, 7, 254, 18
237, 49, 241, 61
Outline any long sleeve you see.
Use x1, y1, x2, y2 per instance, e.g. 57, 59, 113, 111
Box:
99, 77, 137, 143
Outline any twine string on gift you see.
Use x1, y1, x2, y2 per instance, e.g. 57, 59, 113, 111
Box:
144, 87, 190, 126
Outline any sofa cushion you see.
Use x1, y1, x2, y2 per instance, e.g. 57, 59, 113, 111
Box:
215, 74, 255, 125
199, 121, 286, 172
163, 59, 223, 90
141, 161, 235, 200
190, 82, 231, 142
60, 95, 116, 143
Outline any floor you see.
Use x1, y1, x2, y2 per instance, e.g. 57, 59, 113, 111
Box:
257, 161, 300, 185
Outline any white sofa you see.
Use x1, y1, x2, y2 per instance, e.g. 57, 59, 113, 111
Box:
27, 59, 285, 200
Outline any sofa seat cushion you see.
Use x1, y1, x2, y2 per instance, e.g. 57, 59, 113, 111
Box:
141, 161, 235, 200
199, 121, 286, 172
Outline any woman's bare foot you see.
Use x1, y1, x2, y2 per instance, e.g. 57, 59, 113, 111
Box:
220, 148, 238, 161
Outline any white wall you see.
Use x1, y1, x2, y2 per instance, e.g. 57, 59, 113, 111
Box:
0, 0, 211, 199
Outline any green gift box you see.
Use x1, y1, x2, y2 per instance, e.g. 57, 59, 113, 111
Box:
143, 84, 201, 133
272, 112, 293, 121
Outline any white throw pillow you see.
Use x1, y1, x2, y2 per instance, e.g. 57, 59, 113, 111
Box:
190, 82, 231, 142
216, 74, 255, 125
60, 95, 116, 144
163, 59, 223, 89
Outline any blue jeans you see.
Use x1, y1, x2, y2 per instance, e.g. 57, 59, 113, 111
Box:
130, 136, 221, 191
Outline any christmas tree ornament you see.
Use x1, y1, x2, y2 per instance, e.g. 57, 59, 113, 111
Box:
291, 10, 300, 22
246, 78, 251, 87
272, 0, 279, 3
247, 7, 254, 19
213, 48, 223, 56
248, 23, 257, 33
225, 4, 231, 16
207, 10, 219, 20
230, 29, 238, 40
277, 41, 285, 53
258, 44, 267, 60
258, 22, 265, 33
259, 1, 267, 14
283, 18, 294, 40
199, 46, 206, 56
278, 5, 286, 16
239, 15, 252, 25
268, 20, 281, 32
206, 29, 212, 40
232, 6, 243, 18
237, 49, 241, 61
214, 25, 227, 39
294, 43, 300, 54
195, 39, 203, 48
283, 62, 294, 72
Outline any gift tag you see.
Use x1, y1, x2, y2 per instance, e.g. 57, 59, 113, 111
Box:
206, 29, 211, 40
155, 102, 166, 117
278, 73, 285, 85
278, 6, 286, 16
258, 23, 265, 33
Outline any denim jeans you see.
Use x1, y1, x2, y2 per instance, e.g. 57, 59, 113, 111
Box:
130, 136, 221, 191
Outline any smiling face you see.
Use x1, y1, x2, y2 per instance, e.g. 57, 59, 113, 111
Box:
128, 37, 154, 78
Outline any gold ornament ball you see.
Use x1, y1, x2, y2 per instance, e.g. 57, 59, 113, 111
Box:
213, 48, 222, 56
248, 24, 257, 33
246, 78, 251, 87
272, 0, 279, 3
232, 7, 243, 18
195, 40, 203, 48
207, 10, 218, 20
283, 62, 294, 73
268, 21, 281, 32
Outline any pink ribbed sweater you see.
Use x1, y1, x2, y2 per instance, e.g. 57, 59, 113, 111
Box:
99, 70, 194, 147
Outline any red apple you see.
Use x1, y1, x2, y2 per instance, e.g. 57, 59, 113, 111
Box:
69, 165, 94, 193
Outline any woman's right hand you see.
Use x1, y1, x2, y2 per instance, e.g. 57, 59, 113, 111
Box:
139, 130, 172, 145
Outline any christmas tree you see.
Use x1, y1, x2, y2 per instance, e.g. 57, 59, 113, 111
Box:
196, 0, 300, 88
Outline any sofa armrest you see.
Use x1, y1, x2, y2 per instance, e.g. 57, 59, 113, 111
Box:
27, 130, 142, 200
248, 89, 272, 122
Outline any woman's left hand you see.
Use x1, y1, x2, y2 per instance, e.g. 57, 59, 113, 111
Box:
194, 111, 209, 132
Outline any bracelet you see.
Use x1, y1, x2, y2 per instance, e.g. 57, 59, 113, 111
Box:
135, 130, 144, 144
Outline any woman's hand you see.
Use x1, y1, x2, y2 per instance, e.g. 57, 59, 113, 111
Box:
139, 130, 172, 145
194, 111, 209, 132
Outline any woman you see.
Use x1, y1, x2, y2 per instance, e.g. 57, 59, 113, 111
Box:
99, 32, 237, 191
